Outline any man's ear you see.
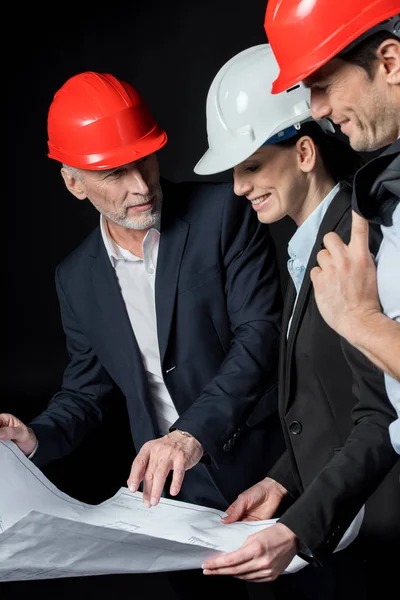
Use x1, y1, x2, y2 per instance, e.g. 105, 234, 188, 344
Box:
60, 167, 87, 200
295, 135, 316, 173
377, 38, 400, 85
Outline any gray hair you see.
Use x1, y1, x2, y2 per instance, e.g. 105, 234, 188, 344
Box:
62, 164, 84, 181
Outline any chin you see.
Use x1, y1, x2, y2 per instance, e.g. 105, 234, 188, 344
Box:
257, 213, 275, 225
348, 129, 383, 153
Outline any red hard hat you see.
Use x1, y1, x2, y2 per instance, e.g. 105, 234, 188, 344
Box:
47, 72, 168, 170
264, 0, 400, 94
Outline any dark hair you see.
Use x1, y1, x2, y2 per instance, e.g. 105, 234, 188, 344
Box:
276, 121, 365, 185
342, 31, 400, 79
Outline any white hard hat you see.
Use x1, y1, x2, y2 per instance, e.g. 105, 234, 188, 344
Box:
194, 44, 334, 175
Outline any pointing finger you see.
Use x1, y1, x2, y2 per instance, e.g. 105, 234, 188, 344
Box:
349, 210, 370, 254
127, 446, 150, 493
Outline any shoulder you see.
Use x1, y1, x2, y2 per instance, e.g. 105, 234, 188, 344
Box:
56, 227, 101, 280
162, 178, 255, 222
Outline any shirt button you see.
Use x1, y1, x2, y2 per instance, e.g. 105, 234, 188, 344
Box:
148, 267, 154, 274
289, 421, 302, 435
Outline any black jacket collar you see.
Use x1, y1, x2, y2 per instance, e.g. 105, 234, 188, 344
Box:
352, 138, 400, 226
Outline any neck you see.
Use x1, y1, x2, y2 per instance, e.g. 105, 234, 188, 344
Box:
290, 174, 336, 227
106, 219, 149, 258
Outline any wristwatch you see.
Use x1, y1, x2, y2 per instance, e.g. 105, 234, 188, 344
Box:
176, 430, 194, 438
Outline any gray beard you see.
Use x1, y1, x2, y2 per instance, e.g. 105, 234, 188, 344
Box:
92, 192, 163, 231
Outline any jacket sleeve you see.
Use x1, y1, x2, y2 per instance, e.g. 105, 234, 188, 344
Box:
29, 266, 115, 468
278, 215, 398, 566
267, 450, 300, 500
279, 340, 399, 565
171, 188, 283, 465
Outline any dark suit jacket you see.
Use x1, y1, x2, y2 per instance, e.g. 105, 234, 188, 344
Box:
269, 184, 400, 564
30, 180, 285, 507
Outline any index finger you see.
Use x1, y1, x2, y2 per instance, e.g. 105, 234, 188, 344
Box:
127, 446, 150, 493
349, 210, 370, 254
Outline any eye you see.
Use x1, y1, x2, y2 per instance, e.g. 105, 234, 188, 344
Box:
312, 82, 328, 93
244, 164, 260, 173
136, 155, 150, 166
107, 168, 126, 178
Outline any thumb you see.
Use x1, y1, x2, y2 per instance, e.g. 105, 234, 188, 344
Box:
349, 210, 370, 254
221, 499, 244, 523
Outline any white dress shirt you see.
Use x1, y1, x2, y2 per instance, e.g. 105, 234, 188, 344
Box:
376, 203, 400, 454
100, 216, 179, 436
287, 183, 341, 334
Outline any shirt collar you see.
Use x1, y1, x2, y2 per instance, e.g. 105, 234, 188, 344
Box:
288, 182, 341, 269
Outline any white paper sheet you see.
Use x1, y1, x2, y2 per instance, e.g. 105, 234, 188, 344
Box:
0, 440, 364, 581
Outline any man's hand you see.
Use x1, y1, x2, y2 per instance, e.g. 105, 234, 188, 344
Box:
127, 431, 204, 507
221, 477, 288, 524
0, 413, 37, 456
310, 211, 381, 343
202, 523, 298, 582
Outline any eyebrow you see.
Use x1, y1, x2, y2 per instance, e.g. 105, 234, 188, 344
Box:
303, 74, 318, 88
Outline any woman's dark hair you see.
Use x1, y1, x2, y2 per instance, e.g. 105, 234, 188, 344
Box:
276, 121, 365, 185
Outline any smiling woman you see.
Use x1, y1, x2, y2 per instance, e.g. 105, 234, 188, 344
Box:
194, 40, 399, 600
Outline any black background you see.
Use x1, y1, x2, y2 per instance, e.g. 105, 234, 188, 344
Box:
6, 0, 296, 503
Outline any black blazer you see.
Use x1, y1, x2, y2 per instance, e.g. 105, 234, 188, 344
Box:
30, 180, 285, 506
269, 184, 399, 564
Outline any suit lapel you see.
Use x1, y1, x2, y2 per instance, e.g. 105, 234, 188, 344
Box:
90, 235, 150, 390
155, 191, 189, 367
279, 281, 296, 406
283, 185, 352, 408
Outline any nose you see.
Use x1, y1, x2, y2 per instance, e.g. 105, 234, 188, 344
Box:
127, 165, 150, 196
310, 89, 332, 121
233, 174, 253, 197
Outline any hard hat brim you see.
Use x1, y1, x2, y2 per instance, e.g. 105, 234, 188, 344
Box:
194, 143, 264, 176
48, 126, 168, 170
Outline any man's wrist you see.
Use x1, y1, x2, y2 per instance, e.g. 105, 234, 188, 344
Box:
342, 309, 383, 348
27, 439, 38, 459
175, 429, 194, 439
173, 430, 204, 454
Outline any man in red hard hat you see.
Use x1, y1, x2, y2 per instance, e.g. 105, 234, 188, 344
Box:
264, 2, 400, 453
0, 71, 284, 598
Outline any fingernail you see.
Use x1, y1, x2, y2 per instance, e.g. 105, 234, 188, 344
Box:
128, 483, 136, 493
150, 497, 158, 506
144, 500, 151, 508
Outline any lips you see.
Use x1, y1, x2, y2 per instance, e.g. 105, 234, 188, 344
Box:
128, 197, 154, 212
249, 193, 271, 205
249, 193, 271, 211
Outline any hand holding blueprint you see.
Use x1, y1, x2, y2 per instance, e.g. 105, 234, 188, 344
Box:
0, 440, 364, 581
